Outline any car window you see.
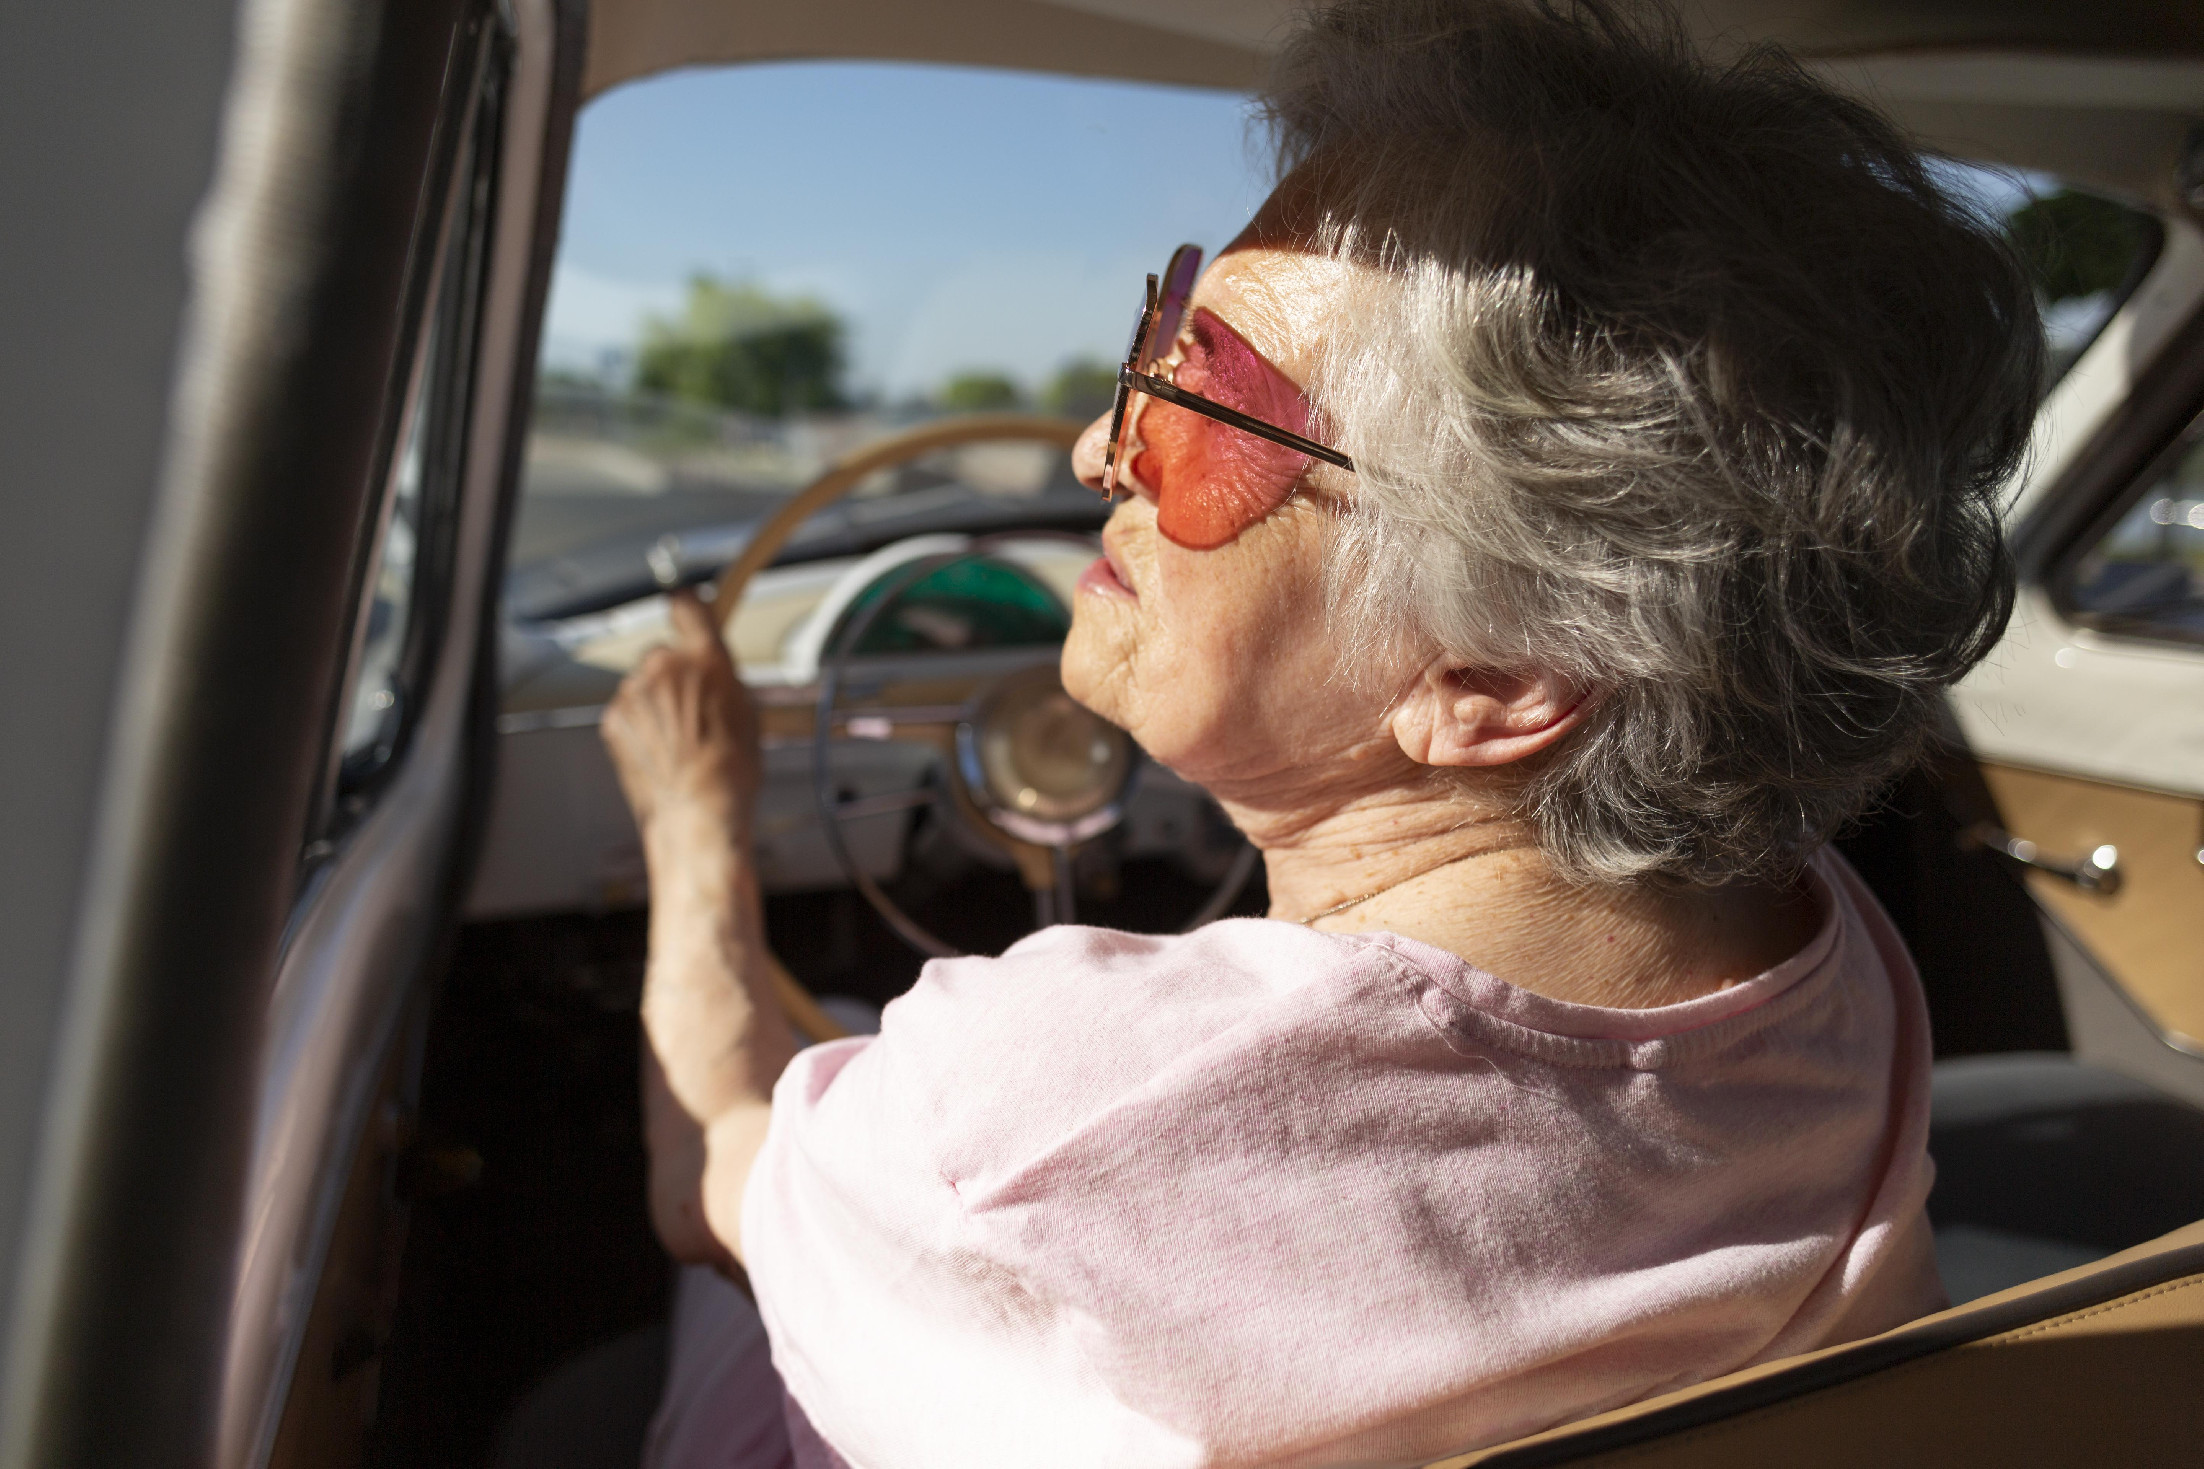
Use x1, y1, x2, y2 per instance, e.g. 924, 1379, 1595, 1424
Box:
342, 334, 434, 773
2056, 416, 2204, 648
2009, 186, 2163, 384
510, 62, 1265, 620
1930, 164, 2162, 387
325, 70, 500, 831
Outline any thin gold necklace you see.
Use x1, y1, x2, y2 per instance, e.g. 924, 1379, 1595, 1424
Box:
1290, 845, 1514, 927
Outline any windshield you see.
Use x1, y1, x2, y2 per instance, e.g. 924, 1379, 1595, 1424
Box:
510, 66, 2164, 622
510, 62, 1266, 620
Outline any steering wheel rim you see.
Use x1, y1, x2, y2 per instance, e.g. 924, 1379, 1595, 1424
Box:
712, 414, 1090, 614
809, 533, 1145, 960
714, 414, 1256, 1029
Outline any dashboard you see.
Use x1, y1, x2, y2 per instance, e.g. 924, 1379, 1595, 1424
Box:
466, 534, 1237, 920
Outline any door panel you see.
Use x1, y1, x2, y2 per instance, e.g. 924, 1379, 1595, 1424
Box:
262, 1013, 418, 1469
217, 1, 585, 1465
0, 1, 494, 1461
1950, 208, 2204, 1069
1977, 762, 2204, 1047
1954, 588, 2204, 800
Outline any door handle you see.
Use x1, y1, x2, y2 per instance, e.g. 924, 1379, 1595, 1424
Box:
1961, 824, 2123, 895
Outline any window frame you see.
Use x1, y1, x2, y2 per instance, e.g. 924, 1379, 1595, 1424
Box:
2046, 399, 2204, 652
313, 39, 508, 851
2020, 184, 2166, 391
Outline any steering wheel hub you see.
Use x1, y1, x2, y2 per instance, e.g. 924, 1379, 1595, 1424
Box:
957, 664, 1133, 847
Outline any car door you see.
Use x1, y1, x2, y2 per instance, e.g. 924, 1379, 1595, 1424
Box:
1949, 189, 2204, 1103
0, 1, 581, 1465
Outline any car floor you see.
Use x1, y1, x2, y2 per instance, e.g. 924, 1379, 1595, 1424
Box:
365, 907, 669, 1469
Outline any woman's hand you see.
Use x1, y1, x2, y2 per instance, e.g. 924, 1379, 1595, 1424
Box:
601, 587, 795, 1271
601, 587, 762, 841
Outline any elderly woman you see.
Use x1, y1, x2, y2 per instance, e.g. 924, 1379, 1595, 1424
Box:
600, 2, 2040, 1465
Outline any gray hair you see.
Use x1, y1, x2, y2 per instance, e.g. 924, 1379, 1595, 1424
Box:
1264, 0, 2043, 887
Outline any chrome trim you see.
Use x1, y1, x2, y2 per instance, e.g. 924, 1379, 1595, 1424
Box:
955, 711, 1128, 848
1963, 823, 2124, 895
951, 679, 1132, 850
495, 701, 972, 737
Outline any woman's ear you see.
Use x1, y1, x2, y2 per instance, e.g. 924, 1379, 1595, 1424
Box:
1388, 661, 1589, 769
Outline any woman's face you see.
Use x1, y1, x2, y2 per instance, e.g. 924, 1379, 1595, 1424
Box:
1061, 242, 1418, 797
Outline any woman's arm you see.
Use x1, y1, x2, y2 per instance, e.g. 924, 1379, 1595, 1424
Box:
602, 589, 799, 1269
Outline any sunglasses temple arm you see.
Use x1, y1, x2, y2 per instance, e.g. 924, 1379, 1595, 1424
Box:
1119, 368, 1356, 473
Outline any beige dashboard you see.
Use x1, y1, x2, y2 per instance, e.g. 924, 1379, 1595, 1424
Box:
499, 536, 1095, 722
465, 535, 1227, 919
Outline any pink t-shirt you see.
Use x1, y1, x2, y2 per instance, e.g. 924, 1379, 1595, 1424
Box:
742, 849, 1943, 1468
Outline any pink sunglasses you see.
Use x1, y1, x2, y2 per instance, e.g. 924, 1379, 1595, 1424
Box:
1099, 244, 1355, 516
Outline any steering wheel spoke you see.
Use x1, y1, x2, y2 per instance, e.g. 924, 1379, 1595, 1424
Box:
832, 707, 963, 754
831, 787, 941, 822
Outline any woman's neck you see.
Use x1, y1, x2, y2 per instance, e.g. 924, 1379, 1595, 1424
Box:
1230, 784, 1821, 1010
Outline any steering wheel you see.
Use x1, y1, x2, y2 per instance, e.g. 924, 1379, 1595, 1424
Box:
710, 415, 1258, 1038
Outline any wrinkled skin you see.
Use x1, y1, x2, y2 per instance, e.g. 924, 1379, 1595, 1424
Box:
602, 590, 792, 1268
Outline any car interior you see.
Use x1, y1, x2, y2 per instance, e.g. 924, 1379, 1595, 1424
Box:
5, 2, 2202, 1468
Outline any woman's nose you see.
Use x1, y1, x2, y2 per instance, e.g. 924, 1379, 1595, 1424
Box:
1070, 410, 1114, 492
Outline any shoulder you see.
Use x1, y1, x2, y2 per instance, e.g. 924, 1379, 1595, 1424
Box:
894, 917, 1386, 1051
762, 919, 1444, 1197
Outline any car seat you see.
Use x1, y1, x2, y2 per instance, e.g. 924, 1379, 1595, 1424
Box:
1435, 1052, 2204, 1467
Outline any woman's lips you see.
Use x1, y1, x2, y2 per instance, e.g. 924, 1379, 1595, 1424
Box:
1079, 550, 1136, 601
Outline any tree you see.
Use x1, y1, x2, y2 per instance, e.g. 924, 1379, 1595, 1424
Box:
2006, 190, 2152, 305
1042, 358, 1119, 421
635, 276, 848, 417
937, 371, 1024, 412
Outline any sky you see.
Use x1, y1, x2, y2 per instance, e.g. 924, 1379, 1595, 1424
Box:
538, 64, 2068, 404
541, 63, 1272, 401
